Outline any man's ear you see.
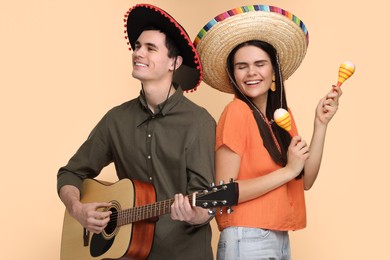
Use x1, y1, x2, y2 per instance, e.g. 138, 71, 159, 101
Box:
170, 56, 183, 71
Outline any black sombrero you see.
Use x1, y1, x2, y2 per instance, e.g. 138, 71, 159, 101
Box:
124, 4, 202, 91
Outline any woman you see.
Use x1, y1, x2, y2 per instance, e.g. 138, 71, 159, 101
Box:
194, 5, 342, 259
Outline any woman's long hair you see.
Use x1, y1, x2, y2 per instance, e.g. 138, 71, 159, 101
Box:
227, 40, 297, 175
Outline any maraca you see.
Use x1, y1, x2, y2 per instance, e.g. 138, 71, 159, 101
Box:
337, 61, 355, 87
273, 108, 292, 136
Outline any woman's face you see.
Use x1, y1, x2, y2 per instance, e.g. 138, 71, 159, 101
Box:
233, 45, 274, 100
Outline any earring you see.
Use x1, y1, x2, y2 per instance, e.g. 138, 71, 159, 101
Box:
270, 74, 276, 92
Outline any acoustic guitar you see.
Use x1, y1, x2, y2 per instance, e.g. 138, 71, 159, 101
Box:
60, 178, 238, 260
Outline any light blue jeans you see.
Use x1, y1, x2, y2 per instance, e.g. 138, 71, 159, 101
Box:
217, 227, 291, 260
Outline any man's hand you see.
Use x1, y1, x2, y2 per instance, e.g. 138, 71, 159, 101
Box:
71, 201, 112, 234
60, 185, 112, 234
170, 193, 210, 225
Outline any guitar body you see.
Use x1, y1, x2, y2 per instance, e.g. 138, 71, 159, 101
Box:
61, 178, 238, 259
61, 178, 156, 260
126, 180, 155, 260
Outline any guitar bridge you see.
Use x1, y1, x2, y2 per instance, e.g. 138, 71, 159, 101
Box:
83, 228, 90, 247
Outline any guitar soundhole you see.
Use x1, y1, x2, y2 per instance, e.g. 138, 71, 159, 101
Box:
104, 207, 117, 236
90, 200, 121, 257
101, 200, 121, 240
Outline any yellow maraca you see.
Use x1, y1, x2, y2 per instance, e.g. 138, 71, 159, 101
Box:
273, 61, 356, 135
273, 108, 293, 136
337, 61, 356, 87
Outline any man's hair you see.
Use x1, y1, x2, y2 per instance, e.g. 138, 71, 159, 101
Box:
141, 26, 181, 58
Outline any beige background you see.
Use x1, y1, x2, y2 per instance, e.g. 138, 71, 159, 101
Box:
1, 0, 388, 259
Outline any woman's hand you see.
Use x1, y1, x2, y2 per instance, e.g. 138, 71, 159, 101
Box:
285, 135, 309, 179
315, 85, 343, 126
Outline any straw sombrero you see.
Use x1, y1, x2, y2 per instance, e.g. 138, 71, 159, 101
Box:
124, 4, 202, 91
194, 5, 309, 93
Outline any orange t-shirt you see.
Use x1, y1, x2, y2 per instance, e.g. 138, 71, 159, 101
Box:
215, 98, 307, 231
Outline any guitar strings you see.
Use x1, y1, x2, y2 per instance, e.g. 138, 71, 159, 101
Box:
104, 191, 214, 226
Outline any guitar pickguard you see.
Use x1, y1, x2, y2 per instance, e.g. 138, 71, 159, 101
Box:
90, 232, 116, 257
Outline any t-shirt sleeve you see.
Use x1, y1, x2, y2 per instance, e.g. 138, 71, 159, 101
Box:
216, 101, 251, 157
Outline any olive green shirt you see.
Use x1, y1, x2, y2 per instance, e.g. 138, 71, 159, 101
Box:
57, 87, 216, 259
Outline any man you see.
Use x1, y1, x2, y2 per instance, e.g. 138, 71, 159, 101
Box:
57, 4, 215, 259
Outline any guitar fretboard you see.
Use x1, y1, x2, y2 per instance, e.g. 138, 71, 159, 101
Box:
117, 194, 194, 226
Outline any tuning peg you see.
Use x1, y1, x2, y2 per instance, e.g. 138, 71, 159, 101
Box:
210, 182, 215, 187
227, 206, 234, 214
219, 207, 223, 215
208, 209, 215, 217
219, 180, 225, 185
229, 178, 234, 183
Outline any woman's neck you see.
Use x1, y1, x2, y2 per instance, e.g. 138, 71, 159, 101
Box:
251, 95, 268, 115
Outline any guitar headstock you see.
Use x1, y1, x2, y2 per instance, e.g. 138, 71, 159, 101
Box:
194, 180, 239, 211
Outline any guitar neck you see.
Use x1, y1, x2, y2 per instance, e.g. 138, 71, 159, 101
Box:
117, 194, 194, 226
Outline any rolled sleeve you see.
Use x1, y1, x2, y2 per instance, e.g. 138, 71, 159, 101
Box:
57, 115, 113, 196
186, 115, 216, 194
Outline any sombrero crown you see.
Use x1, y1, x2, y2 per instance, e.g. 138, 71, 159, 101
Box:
124, 4, 202, 91
194, 5, 309, 93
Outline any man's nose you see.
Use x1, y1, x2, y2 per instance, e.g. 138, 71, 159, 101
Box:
133, 46, 145, 57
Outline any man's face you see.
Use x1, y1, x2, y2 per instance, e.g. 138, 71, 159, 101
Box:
131, 30, 176, 84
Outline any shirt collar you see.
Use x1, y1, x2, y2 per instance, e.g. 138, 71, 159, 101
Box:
139, 85, 183, 116
137, 85, 184, 126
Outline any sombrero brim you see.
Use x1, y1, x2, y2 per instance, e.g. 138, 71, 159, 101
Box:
194, 5, 309, 94
125, 4, 202, 91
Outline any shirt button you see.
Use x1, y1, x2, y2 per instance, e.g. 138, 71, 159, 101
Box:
147, 155, 151, 159
149, 176, 153, 181
148, 134, 152, 138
